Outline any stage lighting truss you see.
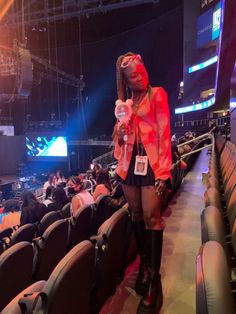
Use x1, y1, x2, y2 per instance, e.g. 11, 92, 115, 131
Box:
6, 1, 159, 25
0, 44, 33, 103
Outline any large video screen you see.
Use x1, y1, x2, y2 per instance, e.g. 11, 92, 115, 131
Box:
26, 133, 68, 161
197, 1, 221, 48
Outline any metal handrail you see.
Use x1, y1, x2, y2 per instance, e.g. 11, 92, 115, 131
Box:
177, 132, 215, 158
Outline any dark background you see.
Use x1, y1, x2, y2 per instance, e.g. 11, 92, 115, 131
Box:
10, 0, 183, 138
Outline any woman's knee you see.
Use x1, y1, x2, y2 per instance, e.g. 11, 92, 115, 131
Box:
131, 210, 143, 222
144, 214, 161, 229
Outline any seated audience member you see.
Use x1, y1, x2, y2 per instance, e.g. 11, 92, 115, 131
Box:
47, 187, 69, 212
93, 169, 112, 201
0, 199, 21, 230
55, 170, 66, 187
67, 176, 94, 216
20, 190, 48, 225
92, 164, 101, 180
43, 186, 54, 206
43, 174, 57, 194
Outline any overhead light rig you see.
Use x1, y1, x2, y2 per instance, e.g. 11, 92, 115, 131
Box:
6, 0, 160, 25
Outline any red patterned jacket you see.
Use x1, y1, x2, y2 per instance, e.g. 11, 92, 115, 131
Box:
114, 87, 172, 182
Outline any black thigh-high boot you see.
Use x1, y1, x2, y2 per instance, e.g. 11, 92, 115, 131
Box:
133, 220, 149, 295
137, 229, 163, 314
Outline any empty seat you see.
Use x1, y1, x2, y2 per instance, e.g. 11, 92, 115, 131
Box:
68, 204, 94, 250
196, 241, 235, 314
91, 207, 130, 312
37, 211, 59, 237
0, 242, 33, 311
60, 202, 71, 219
91, 194, 114, 235
33, 219, 69, 281
0, 227, 13, 241
10, 224, 36, 246
2, 240, 95, 314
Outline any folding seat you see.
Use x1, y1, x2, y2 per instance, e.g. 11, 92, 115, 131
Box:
91, 207, 130, 313
10, 224, 36, 246
2, 240, 95, 314
37, 211, 60, 237
0, 242, 33, 311
59, 202, 71, 219
67, 203, 94, 250
215, 135, 226, 153
90, 194, 114, 235
0, 227, 13, 241
32, 219, 69, 281
196, 241, 235, 314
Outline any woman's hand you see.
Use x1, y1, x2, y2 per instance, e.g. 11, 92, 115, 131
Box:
116, 123, 130, 145
117, 123, 130, 136
155, 179, 166, 196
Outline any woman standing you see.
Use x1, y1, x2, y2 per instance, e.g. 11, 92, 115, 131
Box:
113, 52, 172, 313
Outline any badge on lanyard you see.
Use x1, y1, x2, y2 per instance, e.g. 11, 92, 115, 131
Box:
134, 155, 148, 176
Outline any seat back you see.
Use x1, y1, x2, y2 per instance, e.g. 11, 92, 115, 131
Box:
36, 240, 95, 314
37, 211, 59, 237
91, 194, 113, 235
200, 206, 227, 249
68, 204, 93, 250
0, 242, 33, 311
60, 202, 71, 219
10, 224, 36, 246
91, 207, 130, 312
0, 227, 13, 241
196, 241, 235, 314
33, 219, 69, 281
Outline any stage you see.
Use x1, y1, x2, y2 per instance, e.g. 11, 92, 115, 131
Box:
0, 175, 18, 186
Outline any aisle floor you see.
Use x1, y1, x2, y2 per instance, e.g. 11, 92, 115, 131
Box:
100, 149, 209, 314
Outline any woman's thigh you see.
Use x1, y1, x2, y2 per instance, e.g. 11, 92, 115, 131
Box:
122, 184, 143, 221
141, 185, 163, 229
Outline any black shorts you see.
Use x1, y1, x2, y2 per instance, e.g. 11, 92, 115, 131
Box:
116, 144, 155, 187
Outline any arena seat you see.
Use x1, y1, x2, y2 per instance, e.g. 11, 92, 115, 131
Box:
91, 207, 130, 313
0, 242, 33, 311
59, 202, 71, 219
196, 241, 235, 314
2, 240, 95, 314
67, 203, 94, 250
0, 227, 13, 241
32, 219, 69, 281
91, 194, 114, 235
10, 223, 36, 246
36, 211, 60, 237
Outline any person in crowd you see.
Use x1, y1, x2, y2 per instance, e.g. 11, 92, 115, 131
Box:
92, 164, 101, 180
93, 168, 112, 201
209, 120, 218, 135
47, 187, 69, 212
43, 186, 54, 206
113, 52, 172, 313
0, 199, 21, 230
171, 135, 187, 170
67, 176, 94, 216
43, 173, 57, 194
20, 190, 48, 225
55, 170, 66, 187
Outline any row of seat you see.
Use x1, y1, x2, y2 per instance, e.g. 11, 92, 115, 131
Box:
0, 193, 118, 254
0, 139, 205, 313
196, 136, 236, 313
1, 206, 133, 314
